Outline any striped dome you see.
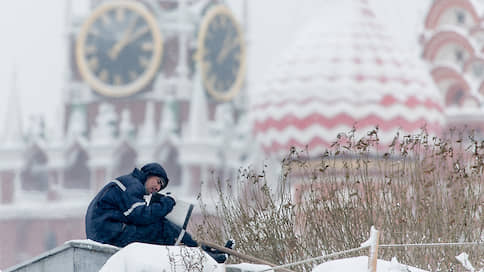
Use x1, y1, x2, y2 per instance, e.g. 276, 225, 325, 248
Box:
250, 0, 445, 157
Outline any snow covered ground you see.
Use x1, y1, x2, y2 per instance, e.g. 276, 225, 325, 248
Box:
312, 256, 427, 272
98, 242, 431, 272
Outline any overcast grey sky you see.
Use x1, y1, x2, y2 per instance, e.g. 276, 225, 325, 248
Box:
0, 0, 431, 135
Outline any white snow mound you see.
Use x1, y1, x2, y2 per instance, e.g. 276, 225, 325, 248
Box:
312, 256, 429, 272
99, 242, 224, 272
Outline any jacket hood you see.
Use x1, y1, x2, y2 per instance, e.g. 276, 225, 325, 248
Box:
140, 162, 169, 189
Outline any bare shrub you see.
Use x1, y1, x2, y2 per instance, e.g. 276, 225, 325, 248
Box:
196, 127, 484, 271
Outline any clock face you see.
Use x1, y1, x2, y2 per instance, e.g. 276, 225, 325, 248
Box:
76, 1, 163, 97
198, 5, 246, 102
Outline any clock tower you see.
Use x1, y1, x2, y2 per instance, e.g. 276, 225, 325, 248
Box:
65, 0, 250, 197
76, 1, 163, 98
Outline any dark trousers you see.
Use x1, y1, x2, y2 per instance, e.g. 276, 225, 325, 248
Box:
111, 219, 198, 248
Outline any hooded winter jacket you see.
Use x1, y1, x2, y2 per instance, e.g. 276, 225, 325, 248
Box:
85, 166, 175, 244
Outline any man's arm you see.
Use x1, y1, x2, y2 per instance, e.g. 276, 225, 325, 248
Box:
107, 182, 175, 225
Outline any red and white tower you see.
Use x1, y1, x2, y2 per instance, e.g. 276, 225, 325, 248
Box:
421, 0, 484, 133
251, 0, 445, 158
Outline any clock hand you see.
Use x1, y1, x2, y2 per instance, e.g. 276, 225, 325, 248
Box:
216, 36, 231, 63
109, 16, 138, 60
109, 25, 149, 61
217, 36, 240, 63
125, 25, 149, 44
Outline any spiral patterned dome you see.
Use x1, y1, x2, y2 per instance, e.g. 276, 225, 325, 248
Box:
250, 0, 445, 157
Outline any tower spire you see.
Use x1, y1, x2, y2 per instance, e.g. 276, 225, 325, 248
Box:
138, 101, 156, 144
2, 68, 24, 146
159, 93, 178, 137
186, 65, 209, 139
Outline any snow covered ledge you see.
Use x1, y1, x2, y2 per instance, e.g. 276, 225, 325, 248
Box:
4, 240, 119, 272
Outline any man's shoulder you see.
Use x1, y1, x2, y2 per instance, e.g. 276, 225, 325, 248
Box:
116, 174, 139, 185
116, 175, 144, 193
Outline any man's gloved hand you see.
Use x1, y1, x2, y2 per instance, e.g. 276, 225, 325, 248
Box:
151, 192, 163, 203
165, 192, 176, 203
151, 192, 176, 207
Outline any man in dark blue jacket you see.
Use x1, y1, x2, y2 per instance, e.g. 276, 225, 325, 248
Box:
85, 162, 230, 263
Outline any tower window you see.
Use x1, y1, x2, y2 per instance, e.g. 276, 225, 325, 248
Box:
21, 146, 49, 191
64, 147, 90, 189
455, 49, 464, 62
456, 10, 466, 24
451, 89, 465, 106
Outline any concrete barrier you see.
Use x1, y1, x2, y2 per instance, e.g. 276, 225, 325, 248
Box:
5, 240, 119, 272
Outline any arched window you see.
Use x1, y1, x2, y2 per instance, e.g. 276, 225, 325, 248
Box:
20, 145, 49, 191
455, 49, 464, 62
456, 9, 466, 24
64, 144, 90, 189
448, 89, 465, 106
112, 143, 137, 178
